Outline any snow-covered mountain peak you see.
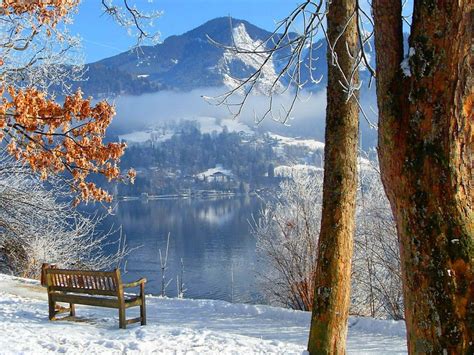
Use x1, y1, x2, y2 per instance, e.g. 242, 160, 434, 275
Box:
231, 23, 261, 51
219, 23, 284, 95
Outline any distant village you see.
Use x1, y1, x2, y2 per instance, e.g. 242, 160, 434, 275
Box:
110, 119, 326, 198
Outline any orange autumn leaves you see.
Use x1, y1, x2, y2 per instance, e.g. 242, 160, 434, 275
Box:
0, 0, 79, 26
0, 86, 135, 204
1, 1, 135, 204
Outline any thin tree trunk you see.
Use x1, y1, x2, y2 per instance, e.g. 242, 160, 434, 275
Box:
374, 1, 473, 352
307, 0, 359, 353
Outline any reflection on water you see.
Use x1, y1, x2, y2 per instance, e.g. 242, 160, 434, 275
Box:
105, 196, 264, 303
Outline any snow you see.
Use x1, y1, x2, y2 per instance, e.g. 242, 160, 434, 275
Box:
118, 131, 173, 145
400, 47, 415, 77
220, 118, 253, 134
190, 116, 253, 135
117, 117, 252, 147
192, 116, 223, 134
360, 52, 372, 72
220, 23, 283, 94
274, 164, 323, 178
358, 157, 375, 172
269, 133, 325, 151
119, 131, 153, 143
0, 274, 407, 354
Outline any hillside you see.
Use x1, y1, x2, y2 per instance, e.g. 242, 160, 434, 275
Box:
0, 274, 407, 354
110, 118, 330, 196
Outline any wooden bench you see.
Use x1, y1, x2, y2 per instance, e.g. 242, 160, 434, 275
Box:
44, 267, 146, 329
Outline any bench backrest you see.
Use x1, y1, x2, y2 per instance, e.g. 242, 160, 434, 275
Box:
45, 268, 121, 297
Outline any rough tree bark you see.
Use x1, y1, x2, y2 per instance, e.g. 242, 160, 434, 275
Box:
373, 1, 473, 353
307, 0, 359, 353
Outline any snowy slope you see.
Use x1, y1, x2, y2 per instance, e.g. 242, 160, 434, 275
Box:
269, 133, 325, 151
185, 116, 252, 135
118, 131, 174, 146
0, 274, 407, 354
118, 117, 253, 146
220, 23, 284, 94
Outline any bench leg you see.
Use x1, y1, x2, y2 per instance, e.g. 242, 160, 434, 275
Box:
119, 306, 126, 329
69, 303, 75, 317
48, 297, 56, 320
140, 296, 146, 326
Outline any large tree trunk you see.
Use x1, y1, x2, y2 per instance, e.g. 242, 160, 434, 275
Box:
374, 1, 473, 353
307, 0, 359, 353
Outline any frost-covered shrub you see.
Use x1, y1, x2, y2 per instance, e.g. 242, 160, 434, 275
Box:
252, 172, 323, 310
351, 167, 404, 320
253, 163, 404, 319
0, 154, 127, 279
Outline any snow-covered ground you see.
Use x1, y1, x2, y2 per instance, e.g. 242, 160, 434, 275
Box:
269, 133, 325, 152
0, 274, 407, 354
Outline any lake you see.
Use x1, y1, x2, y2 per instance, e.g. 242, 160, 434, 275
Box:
104, 196, 265, 304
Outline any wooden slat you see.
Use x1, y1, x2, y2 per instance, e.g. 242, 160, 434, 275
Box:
123, 278, 146, 288
105, 277, 112, 291
46, 271, 118, 292
54, 274, 60, 287
124, 297, 142, 308
55, 306, 73, 315
46, 269, 116, 278
49, 286, 117, 296
78, 275, 85, 288
50, 293, 120, 308
126, 317, 141, 325
101, 277, 107, 290
86, 275, 93, 289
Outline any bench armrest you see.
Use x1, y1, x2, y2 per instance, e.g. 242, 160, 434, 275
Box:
123, 278, 147, 288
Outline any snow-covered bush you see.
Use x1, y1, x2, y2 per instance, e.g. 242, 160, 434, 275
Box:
253, 163, 403, 319
0, 154, 127, 279
252, 172, 323, 310
351, 167, 404, 320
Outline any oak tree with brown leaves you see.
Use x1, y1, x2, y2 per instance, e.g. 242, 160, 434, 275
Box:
0, 0, 140, 203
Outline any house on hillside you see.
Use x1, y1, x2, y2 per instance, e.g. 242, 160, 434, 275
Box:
209, 171, 229, 183
195, 164, 233, 183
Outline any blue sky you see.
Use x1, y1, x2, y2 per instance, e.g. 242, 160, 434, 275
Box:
70, 0, 303, 62
71, 0, 413, 63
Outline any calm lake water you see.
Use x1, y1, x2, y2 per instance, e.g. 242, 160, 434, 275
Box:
104, 196, 265, 304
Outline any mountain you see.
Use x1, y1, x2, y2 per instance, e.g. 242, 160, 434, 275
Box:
74, 17, 370, 97
74, 18, 272, 96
